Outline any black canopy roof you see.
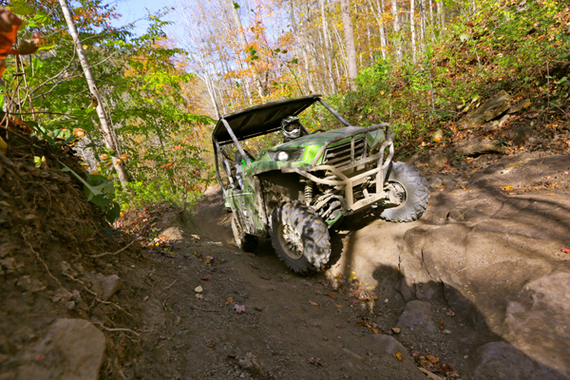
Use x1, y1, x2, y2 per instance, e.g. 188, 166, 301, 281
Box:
212, 95, 321, 144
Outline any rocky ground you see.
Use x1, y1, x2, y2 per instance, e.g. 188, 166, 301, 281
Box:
1, 101, 569, 379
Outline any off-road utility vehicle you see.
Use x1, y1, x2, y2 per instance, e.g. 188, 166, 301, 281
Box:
212, 95, 429, 274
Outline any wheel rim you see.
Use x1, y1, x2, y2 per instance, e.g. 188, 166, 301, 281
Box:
277, 223, 304, 260
387, 180, 407, 208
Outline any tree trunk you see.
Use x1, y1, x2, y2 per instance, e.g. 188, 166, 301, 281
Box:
339, 0, 358, 91
369, 0, 387, 60
436, 0, 445, 30
320, 0, 337, 94
227, 0, 265, 98
58, 0, 129, 186
410, 0, 417, 64
419, 0, 426, 50
391, 0, 401, 62
289, 0, 315, 94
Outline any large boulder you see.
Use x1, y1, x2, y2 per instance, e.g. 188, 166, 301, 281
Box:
17, 318, 106, 380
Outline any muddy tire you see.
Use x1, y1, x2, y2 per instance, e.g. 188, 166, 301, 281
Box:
270, 201, 331, 275
231, 215, 258, 252
379, 162, 430, 222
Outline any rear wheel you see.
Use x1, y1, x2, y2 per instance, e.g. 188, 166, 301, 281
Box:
379, 162, 430, 222
231, 215, 258, 252
271, 201, 331, 275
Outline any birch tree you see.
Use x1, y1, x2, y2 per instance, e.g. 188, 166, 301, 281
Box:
58, 0, 129, 185
339, 0, 358, 90
227, 0, 266, 98
410, 0, 417, 63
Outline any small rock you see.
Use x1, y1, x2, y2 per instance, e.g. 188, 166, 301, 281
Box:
194, 286, 203, 293
308, 356, 324, 366
432, 129, 444, 142
64, 301, 76, 310
91, 274, 121, 301
71, 290, 82, 303
392, 327, 401, 334
442, 329, 452, 334
17, 276, 46, 293
52, 289, 73, 303
397, 300, 438, 334
0, 257, 22, 273
427, 176, 444, 191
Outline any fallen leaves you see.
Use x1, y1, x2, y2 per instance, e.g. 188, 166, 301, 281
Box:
561, 248, 570, 254
392, 327, 401, 334
234, 304, 246, 314
308, 301, 319, 306
395, 352, 404, 361
356, 320, 378, 334
413, 351, 460, 379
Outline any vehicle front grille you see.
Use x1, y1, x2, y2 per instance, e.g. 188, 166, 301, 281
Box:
322, 137, 366, 168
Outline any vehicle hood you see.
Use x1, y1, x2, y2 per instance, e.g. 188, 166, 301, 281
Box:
269, 126, 365, 150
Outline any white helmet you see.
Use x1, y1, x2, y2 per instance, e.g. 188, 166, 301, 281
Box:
281, 116, 302, 139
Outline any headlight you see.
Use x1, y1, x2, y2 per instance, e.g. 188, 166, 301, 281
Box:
268, 148, 305, 162
277, 151, 289, 161
366, 129, 385, 151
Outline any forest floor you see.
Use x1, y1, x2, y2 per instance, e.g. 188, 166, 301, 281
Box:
1, 107, 570, 380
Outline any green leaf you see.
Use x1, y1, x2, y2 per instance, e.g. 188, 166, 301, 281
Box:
32, 57, 42, 73
8, 0, 35, 16
459, 33, 471, 43
33, 10, 54, 25
291, 58, 299, 64
34, 156, 41, 167
233, 2, 240, 9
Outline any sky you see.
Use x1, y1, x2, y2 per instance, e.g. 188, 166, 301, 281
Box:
111, 0, 171, 36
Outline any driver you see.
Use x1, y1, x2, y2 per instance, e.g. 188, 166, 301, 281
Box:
281, 116, 305, 142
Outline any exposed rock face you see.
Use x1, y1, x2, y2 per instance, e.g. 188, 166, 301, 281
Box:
329, 153, 570, 378
17, 319, 106, 380
395, 155, 570, 377
465, 90, 512, 128
456, 138, 502, 157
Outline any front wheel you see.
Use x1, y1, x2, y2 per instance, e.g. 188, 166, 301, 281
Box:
231, 215, 258, 252
271, 201, 331, 275
379, 162, 430, 222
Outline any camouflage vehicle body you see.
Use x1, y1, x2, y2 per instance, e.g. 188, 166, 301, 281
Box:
213, 95, 429, 274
